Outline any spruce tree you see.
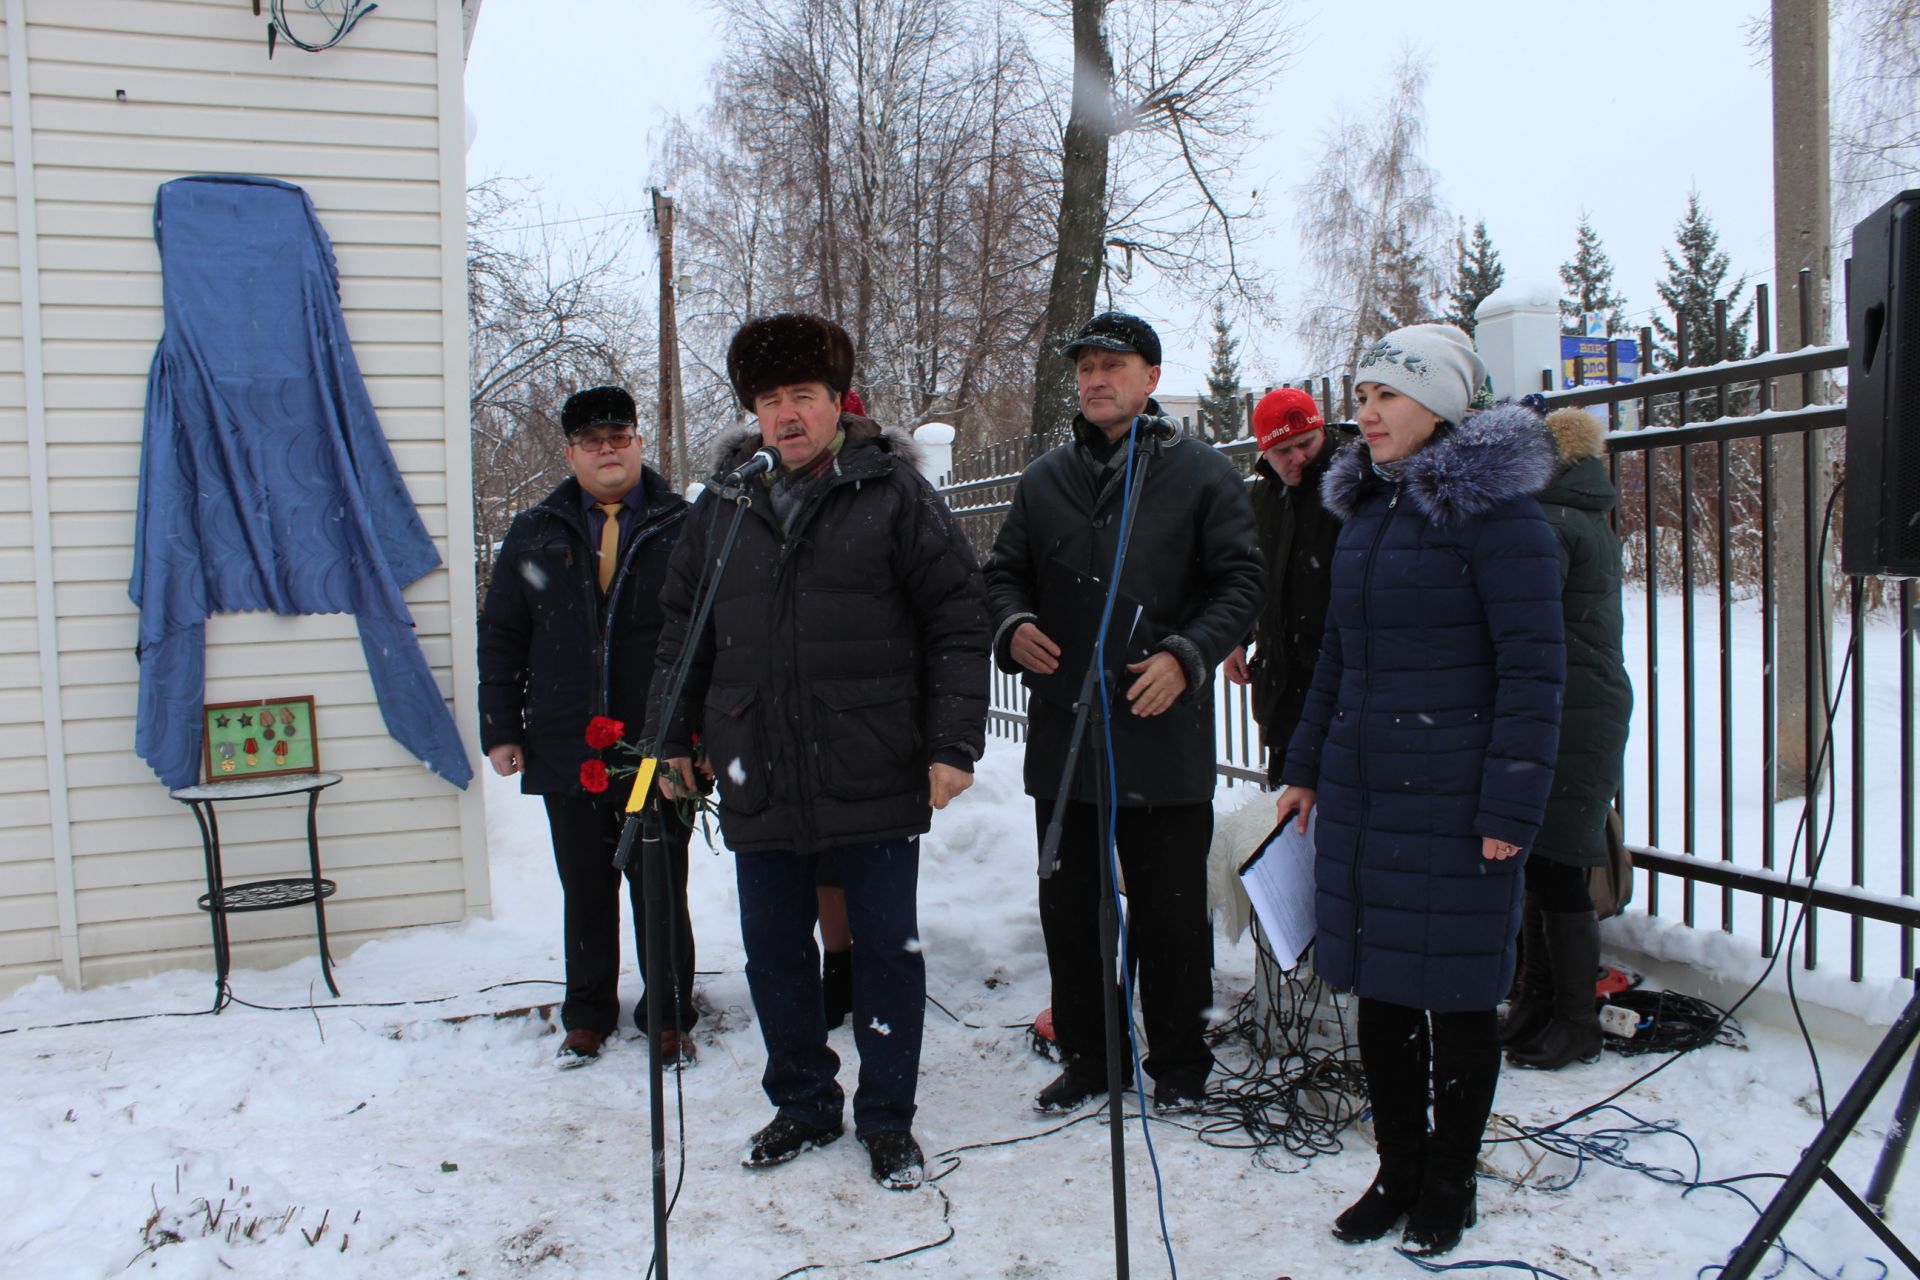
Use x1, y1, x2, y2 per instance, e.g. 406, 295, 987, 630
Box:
1367, 223, 1438, 340
1559, 215, 1628, 336
1652, 194, 1754, 368
1196, 300, 1245, 441
1443, 218, 1505, 336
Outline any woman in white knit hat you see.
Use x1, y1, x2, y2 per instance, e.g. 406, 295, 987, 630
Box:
1275, 324, 1567, 1256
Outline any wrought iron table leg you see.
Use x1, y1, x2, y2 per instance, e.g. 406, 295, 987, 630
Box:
190, 801, 233, 1013
304, 788, 339, 996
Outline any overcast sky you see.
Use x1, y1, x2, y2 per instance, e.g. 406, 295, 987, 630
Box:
464, 0, 1784, 396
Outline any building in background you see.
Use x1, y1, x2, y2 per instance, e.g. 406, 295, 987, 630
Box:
0, 0, 488, 994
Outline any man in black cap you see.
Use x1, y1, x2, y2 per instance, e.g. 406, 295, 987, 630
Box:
477, 384, 699, 1069
984, 311, 1262, 1115
647, 312, 989, 1191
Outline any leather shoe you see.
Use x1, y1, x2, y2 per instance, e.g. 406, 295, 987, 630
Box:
660, 1028, 698, 1070
556, 1027, 604, 1068
860, 1130, 925, 1190
742, 1114, 843, 1168
1152, 1080, 1208, 1115
1152, 1067, 1209, 1114
1034, 1067, 1124, 1114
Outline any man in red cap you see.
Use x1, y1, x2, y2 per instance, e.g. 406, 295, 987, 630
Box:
1225, 388, 1354, 786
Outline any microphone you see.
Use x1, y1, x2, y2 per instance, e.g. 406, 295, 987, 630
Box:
1133, 413, 1180, 440
719, 445, 781, 487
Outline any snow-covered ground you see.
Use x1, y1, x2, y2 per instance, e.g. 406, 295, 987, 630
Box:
1, 747, 1913, 1278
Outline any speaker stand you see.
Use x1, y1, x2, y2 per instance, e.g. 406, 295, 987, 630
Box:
1719, 982, 1920, 1277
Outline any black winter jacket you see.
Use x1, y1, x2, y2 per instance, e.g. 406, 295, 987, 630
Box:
646, 417, 990, 855
984, 410, 1264, 806
1247, 427, 1354, 782
477, 468, 688, 795
1532, 409, 1632, 868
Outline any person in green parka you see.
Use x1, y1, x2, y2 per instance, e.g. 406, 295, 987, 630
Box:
1502, 404, 1633, 1070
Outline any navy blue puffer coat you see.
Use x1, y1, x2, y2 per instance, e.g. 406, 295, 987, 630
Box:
1282, 404, 1566, 1012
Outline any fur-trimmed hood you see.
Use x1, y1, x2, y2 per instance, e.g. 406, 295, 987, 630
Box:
1546, 407, 1607, 465
706, 412, 922, 481
1322, 402, 1558, 527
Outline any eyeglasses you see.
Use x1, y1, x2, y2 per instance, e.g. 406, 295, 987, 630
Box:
571, 430, 636, 453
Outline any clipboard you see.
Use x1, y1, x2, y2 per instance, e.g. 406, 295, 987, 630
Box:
1025, 557, 1155, 709
1238, 811, 1318, 971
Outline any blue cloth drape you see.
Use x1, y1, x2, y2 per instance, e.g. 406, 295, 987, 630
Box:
131, 174, 472, 790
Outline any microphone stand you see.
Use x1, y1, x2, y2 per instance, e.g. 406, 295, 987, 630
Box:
612, 479, 757, 1280
1036, 417, 1161, 1280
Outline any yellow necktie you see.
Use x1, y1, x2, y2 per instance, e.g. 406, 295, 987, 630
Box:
596, 502, 621, 592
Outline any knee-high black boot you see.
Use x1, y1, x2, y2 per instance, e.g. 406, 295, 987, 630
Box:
1507, 910, 1602, 1070
1403, 1010, 1499, 1257
1333, 999, 1430, 1244
1498, 896, 1551, 1050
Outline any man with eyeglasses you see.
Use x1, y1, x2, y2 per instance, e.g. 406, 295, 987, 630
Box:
478, 384, 700, 1070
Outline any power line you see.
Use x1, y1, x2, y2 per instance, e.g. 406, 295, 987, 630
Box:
486, 206, 653, 235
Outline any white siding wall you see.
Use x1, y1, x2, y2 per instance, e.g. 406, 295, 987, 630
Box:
0, 0, 488, 995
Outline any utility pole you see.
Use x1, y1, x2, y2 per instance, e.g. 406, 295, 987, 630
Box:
1770, 0, 1834, 802
651, 189, 681, 487
670, 282, 689, 489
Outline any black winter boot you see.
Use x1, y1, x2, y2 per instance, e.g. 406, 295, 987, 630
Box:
1401, 1166, 1477, 1256
860, 1129, 925, 1191
1498, 896, 1551, 1050
1404, 1011, 1498, 1257
822, 947, 854, 1029
1507, 910, 1603, 1071
1333, 1000, 1430, 1244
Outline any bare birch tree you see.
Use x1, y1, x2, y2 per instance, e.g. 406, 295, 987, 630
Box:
661, 0, 1057, 450
1834, 0, 1920, 225
468, 181, 654, 591
1294, 55, 1449, 381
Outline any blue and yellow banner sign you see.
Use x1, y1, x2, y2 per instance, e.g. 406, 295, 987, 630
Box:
1560, 336, 1640, 388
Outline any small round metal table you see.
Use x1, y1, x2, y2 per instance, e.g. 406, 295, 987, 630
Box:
169, 771, 343, 1012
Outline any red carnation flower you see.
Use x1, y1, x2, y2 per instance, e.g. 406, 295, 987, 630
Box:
584, 716, 625, 750
579, 760, 610, 793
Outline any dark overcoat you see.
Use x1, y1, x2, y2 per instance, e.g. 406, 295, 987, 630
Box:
646, 417, 990, 854
1248, 426, 1355, 783
1533, 409, 1632, 868
477, 468, 687, 795
983, 412, 1264, 806
1282, 404, 1566, 1011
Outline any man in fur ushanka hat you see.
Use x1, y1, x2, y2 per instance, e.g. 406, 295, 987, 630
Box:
646, 311, 990, 1193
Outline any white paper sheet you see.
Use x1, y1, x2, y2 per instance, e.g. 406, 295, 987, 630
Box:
1238, 811, 1318, 971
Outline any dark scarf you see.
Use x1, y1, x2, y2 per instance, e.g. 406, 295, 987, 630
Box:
764, 427, 847, 533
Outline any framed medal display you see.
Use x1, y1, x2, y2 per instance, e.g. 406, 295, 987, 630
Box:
202, 696, 319, 782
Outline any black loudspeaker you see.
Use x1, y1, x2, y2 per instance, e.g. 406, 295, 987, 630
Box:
1845, 188, 1920, 578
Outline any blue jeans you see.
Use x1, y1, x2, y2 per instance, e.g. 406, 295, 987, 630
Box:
735, 838, 924, 1135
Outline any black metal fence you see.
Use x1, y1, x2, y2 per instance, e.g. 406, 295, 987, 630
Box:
940, 271, 1920, 985
1546, 272, 1918, 984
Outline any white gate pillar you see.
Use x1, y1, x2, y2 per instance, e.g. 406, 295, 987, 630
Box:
914, 422, 955, 486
